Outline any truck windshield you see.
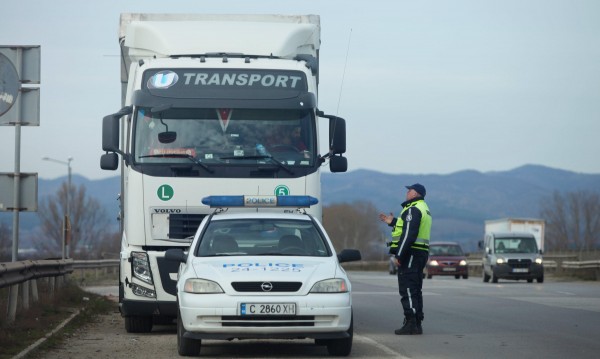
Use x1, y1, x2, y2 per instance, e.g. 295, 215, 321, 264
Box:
133, 107, 315, 167
495, 237, 538, 254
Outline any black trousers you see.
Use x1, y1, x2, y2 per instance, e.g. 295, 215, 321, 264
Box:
397, 251, 428, 319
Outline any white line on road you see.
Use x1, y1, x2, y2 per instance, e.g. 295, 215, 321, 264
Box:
354, 333, 411, 358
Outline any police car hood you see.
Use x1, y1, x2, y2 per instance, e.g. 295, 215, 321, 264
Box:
190, 256, 344, 293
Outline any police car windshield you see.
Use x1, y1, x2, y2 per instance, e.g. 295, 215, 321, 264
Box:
133, 107, 315, 167
195, 218, 331, 257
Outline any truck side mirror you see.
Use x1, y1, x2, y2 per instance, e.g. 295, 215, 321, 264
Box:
329, 117, 346, 154
100, 153, 119, 170
329, 155, 347, 173
102, 106, 131, 155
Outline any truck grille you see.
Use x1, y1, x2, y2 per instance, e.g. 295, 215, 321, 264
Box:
231, 282, 303, 292
507, 259, 532, 268
169, 214, 206, 239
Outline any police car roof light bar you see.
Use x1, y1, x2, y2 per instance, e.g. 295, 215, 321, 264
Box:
202, 195, 318, 208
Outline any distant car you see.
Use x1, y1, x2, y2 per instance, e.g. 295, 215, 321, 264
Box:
166, 195, 362, 357
425, 242, 469, 279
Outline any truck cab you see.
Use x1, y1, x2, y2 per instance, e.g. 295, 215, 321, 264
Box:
481, 232, 544, 283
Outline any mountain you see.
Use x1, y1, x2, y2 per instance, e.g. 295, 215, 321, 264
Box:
322, 165, 600, 251
3, 165, 599, 252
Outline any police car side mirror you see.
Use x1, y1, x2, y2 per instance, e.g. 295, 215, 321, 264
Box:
337, 249, 361, 263
165, 248, 187, 263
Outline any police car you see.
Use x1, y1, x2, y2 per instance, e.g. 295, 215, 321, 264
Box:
165, 195, 362, 357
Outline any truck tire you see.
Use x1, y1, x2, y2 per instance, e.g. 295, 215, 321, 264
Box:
537, 275, 544, 283
177, 310, 201, 356
124, 315, 153, 333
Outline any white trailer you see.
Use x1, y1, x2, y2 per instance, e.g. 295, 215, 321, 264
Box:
100, 13, 348, 333
484, 218, 545, 251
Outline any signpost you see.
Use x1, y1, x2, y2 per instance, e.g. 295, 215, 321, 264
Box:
0, 45, 41, 323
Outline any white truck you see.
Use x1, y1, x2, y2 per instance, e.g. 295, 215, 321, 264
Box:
480, 218, 545, 283
100, 13, 348, 333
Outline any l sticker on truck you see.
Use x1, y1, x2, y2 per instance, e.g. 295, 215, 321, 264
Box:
157, 185, 174, 201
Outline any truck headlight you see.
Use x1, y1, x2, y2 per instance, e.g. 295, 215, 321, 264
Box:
459, 260, 467, 266
535, 258, 543, 264
310, 278, 348, 293
496, 258, 505, 265
131, 252, 153, 284
184, 278, 224, 294
429, 260, 439, 266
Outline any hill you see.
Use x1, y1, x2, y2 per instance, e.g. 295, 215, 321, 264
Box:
322, 164, 600, 251
3, 164, 599, 252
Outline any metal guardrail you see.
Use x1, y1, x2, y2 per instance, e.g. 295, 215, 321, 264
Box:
0, 259, 74, 289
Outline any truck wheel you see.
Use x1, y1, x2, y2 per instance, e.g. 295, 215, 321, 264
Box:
463, 275, 469, 279
454, 275, 460, 279
124, 315, 153, 333
177, 311, 201, 356
527, 278, 533, 283
325, 313, 353, 356
483, 270, 490, 283
537, 275, 544, 283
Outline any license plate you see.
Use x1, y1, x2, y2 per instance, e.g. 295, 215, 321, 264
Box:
512, 268, 529, 273
240, 303, 296, 316
442, 267, 457, 272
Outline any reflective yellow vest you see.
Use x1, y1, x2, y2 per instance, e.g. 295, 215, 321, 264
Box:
389, 199, 432, 254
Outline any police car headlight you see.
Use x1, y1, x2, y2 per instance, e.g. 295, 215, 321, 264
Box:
496, 258, 505, 265
184, 278, 224, 294
459, 260, 467, 266
429, 260, 439, 266
132, 252, 153, 285
309, 279, 348, 293
535, 258, 543, 264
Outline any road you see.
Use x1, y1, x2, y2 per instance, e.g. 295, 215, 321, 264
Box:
37, 272, 600, 358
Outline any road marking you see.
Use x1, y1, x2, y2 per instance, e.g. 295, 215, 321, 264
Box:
354, 333, 411, 358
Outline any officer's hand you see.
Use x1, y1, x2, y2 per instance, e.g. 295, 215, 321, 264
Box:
393, 257, 400, 266
378, 212, 394, 225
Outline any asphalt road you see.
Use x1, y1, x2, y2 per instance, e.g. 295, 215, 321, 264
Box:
63, 272, 600, 358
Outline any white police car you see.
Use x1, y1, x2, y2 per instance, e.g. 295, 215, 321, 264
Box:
165, 195, 362, 357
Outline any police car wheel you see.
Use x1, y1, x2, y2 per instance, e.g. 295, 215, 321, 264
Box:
177, 310, 201, 356
325, 314, 353, 356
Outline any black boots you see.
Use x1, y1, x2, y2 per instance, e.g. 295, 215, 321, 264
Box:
394, 315, 419, 335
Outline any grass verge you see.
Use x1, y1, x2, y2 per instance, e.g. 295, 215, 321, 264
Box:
0, 280, 116, 359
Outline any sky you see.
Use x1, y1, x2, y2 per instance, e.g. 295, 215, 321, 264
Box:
1, 0, 599, 180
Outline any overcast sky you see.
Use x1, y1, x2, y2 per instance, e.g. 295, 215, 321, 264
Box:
1, 0, 599, 180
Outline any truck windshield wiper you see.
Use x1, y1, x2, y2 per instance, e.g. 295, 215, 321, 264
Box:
139, 154, 214, 173
220, 155, 294, 175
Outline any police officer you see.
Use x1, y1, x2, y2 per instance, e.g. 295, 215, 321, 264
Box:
379, 183, 432, 335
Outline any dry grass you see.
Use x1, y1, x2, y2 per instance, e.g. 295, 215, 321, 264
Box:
0, 274, 116, 359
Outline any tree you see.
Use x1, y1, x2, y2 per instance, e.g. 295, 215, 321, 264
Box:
540, 190, 600, 252
34, 183, 119, 259
323, 201, 386, 261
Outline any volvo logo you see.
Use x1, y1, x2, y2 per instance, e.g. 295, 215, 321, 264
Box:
261, 282, 273, 292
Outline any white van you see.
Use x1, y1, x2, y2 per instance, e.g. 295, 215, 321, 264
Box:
480, 232, 544, 283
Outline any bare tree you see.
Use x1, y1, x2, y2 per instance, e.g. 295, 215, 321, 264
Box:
540, 190, 600, 252
323, 201, 385, 260
34, 183, 119, 259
